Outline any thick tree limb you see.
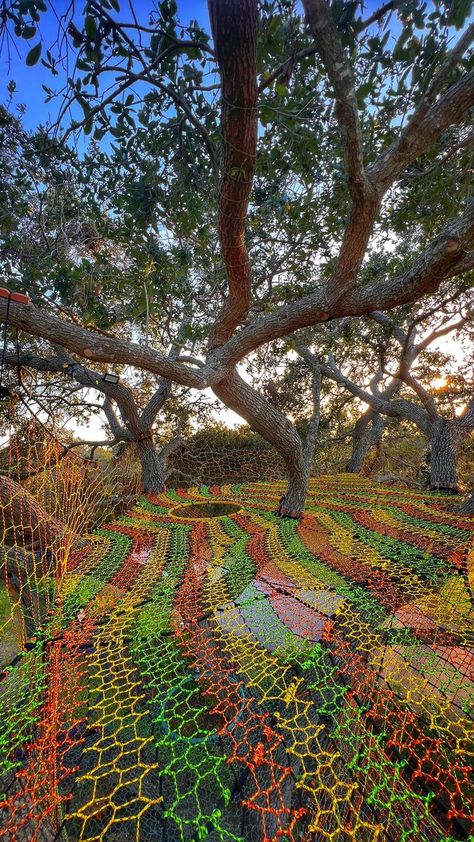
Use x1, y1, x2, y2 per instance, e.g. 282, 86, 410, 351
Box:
0, 303, 204, 387
213, 201, 474, 367
397, 369, 439, 422
139, 336, 184, 429
303, 0, 370, 204
208, 0, 259, 347
4, 348, 147, 442
0, 475, 83, 554
51, 346, 142, 434
302, 0, 378, 303
338, 200, 474, 315
139, 378, 172, 430
258, 0, 404, 95
300, 12, 473, 312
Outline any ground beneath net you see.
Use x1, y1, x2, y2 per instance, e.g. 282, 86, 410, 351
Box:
0, 476, 473, 842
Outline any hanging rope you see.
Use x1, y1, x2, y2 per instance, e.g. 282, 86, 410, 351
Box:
0, 290, 13, 399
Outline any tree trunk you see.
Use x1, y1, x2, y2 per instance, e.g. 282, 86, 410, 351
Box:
136, 435, 166, 494
212, 370, 308, 517
347, 410, 386, 474
429, 420, 459, 492
360, 413, 385, 476
302, 362, 321, 480
347, 410, 374, 473
279, 461, 309, 518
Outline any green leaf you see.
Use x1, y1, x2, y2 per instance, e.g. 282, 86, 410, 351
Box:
76, 94, 91, 116
275, 83, 287, 97
392, 26, 411, 62
22, 26, 37, 40
25, 42, 42, 66
448, 0, 472, 29
85, 15, 97, 41
356, 81, 372, 107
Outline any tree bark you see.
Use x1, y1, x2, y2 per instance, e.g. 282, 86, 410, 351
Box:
348, 411, 385, 474
428, 419, 459, 492
208, 0, 258, 347
302, 362, 321, 480
279, 461, 309, 518
347, 410, 375, 473
135, 434, 167, 494
212, 369, 308, 517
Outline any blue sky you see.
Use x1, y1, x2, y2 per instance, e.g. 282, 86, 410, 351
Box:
1, 0, 210, 129
2, 0, 389, 130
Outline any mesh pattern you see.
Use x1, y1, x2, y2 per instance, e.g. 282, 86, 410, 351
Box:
0, 472, 473, 841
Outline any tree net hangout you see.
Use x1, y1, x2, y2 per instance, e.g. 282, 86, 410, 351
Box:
0, 432, 472, 842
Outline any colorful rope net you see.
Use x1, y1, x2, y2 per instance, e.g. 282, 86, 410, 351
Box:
0, 470, 473, 842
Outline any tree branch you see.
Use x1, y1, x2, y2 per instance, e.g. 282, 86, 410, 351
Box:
320, 357, 431, 435
396, 368, 439, 422
369, 26, 474, 188
2, 201, 473, 391
0, 302, 205, 387
140, 377, 172, 430
208, 0, 259, 348
303, 0, 370, 204
340, 199, 474, 314
102, 396, 130, 441
214, 201, 474, 368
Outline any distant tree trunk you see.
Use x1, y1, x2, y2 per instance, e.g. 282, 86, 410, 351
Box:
360, 413, 385, 476
135, 434, 167, 494
302, 361, 321, 482
348, 410, 386, 474
347, 410, 374, 473
212, 370, 307, 517
429, 420, 459, 492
